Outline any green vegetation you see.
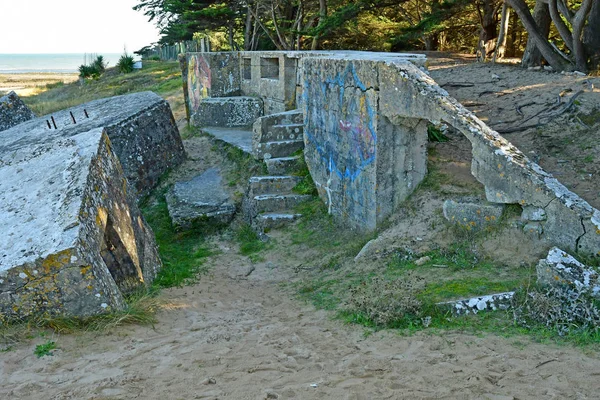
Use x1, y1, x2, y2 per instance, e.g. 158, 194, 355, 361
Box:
34, 341, 56, 358
79, 55, 106, 79
24, 60, 182, 115
236, 224, 267, 256
292, 154, 318, 196
1, 293, 160, 349
117, 53, 136, 74
141, 195, 213, 288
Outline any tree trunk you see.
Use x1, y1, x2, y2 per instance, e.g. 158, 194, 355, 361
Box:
521, 0, 550, 67
311, 0, 328, 50
506, 0, 574, 71
493, 2, 510, 61
571, 0, 593, 73
477, 0, 499, 61
244, 6, 253, 51
583, 0, 600, 70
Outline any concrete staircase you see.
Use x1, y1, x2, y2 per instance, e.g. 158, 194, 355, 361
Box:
252, 110, 304, 168
245, 110, 310, 234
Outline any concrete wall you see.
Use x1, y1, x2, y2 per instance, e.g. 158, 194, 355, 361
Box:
301, 54, 600, 256
302, 57, 428, 231
180, 51, 426, 125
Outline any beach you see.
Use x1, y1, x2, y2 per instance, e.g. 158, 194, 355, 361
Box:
0, 72, 78, 97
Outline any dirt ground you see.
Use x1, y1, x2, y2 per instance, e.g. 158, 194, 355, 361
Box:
4, 246, 600, 400
3, 55, 600, 399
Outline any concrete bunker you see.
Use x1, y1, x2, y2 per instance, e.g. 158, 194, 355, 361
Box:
180, 50, 599, 257
0, 92, 185, 319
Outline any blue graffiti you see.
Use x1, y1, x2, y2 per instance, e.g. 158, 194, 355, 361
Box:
303, 62, 377, 183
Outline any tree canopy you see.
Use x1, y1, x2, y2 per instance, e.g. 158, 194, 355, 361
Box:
134, 0, 600, 72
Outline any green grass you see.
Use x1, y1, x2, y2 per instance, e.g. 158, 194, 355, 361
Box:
236, 224, 267, 255
141, 195, 214, 288
1, 293, 161, 348
23, 61, 182, 115
34, 341, 56, 358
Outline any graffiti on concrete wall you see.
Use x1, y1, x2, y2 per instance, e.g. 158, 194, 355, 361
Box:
304, 62, 377, 182
187, 54, 211, 113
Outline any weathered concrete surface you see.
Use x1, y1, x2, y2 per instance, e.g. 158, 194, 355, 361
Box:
374, 59, 600, 256
302, 57, 428, 231
443, 199, 505, 231
252, 110, 303, 160
1, 91, 185, 196
537, 247, 600, 296
193, 96, 263, 127
0, 91, 35, 132
202, 127, 253, 154
0, 127, 161, 320
438, 292, 515, 316
166, 168, 235, 227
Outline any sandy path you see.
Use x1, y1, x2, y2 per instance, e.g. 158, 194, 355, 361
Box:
2, 244, 600, 400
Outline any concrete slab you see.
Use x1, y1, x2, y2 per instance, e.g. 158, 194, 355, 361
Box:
203, 126, 253, 154
166, 168, 235, 227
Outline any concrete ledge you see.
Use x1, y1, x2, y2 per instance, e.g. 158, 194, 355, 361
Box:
193, 96, 263, 127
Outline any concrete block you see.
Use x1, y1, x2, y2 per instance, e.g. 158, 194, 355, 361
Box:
0, 127, 161, 319
265, 156, 300, 175
537, 247, 600, 296
254, 139, 304, 160
0, 91, 35, 132
438, 292, 515, 316
248, 175, 301, 196
193, 96, 263, 127
443, 199, 505, 231
254, 194, 311, 213
166, 168, 235, 228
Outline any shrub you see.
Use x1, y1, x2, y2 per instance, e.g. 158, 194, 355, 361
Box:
78, 55, 106, 79
345, 274, 425, 327
512, 285, 600, 336
117, 53, 135, 73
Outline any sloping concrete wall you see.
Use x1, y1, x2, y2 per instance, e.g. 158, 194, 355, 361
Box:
301, 55, 600, 256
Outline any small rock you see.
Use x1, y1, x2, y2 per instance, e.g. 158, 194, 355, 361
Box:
415, 256, 431, 266
204, 377, 217, 385
521, 206, 546, 221
537, 247, 600, 296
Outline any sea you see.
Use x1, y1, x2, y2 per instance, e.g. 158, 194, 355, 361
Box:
0, 53, 123, 73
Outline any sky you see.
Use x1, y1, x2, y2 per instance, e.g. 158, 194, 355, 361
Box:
0, 0, 160, 54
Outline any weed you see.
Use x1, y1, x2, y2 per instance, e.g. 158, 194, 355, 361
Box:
512, 284, 600, 337
344, 274, 425, 328
117, 53, 135, 74
141, 195, 213, 288
427, 124, 450, 142
236, 224, 266, 255
34, 341, 56, 358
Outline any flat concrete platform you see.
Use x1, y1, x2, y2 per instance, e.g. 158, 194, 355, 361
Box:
203, 126, 253, 154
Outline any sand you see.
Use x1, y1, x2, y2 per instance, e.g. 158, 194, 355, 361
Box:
2, 240, 600, 400
0, 73, 78, 97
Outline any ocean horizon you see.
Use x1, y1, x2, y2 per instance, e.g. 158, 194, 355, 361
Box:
0, 53, 124, 73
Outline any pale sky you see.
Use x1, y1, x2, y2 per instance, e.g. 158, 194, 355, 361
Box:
0, 0, 160, 54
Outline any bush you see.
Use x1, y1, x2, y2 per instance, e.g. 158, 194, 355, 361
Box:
117, 53, 135, 73
78, 55, 106, 79
512, 285, 600, 336
345, 274, 425, 327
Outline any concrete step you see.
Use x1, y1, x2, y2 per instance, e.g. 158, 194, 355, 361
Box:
248, 175, 301, 196
257, 212, 303, 230
265, 156, 300, 175
254, 193, 311, 213
262, 123, 303, 142
256, 140, 304, 159
264, 110, 303, 128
